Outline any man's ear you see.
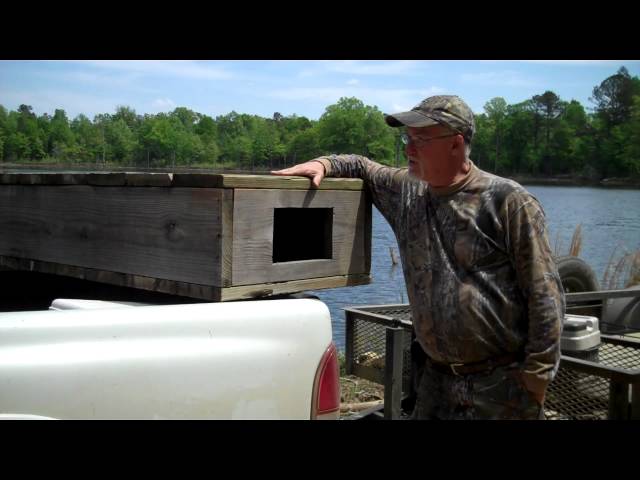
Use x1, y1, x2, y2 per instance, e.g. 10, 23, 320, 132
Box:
450, 134, 465, 157
452, 134, 465, 151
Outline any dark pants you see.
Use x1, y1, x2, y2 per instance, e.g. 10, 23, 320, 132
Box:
409, 356, 545, 420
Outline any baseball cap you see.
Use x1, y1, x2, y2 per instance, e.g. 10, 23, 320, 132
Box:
385, 95, 476, 142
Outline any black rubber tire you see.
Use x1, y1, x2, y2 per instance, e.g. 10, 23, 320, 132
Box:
555, 255, 600, 293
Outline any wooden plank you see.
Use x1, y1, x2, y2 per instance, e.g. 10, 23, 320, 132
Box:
363, 191, 372, 273
125, 172, 173, 187
0, 171, 365, 190
0, 257, 370, 302
218, 273, 371, 301
220, 174, 364, 190
172, 173, 364, 190
0, 172, 88, 185
0, 185, 224, 286
0, 256, 221, 301
0, 172, 173, 187
87, 173, 127, 186
220, 188, 234, 287
231, 189, 368, 286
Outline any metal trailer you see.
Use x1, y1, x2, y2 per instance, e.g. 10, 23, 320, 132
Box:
343, 288, 640, 420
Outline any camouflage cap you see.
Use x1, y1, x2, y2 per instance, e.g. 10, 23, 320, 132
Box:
385, 95, 476, 142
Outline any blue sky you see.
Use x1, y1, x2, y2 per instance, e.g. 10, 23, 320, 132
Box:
1, 60, 639, 120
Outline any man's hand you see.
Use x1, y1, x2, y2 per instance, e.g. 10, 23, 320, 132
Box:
271, 160, 326, 188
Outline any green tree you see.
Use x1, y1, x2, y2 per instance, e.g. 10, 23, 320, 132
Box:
0, 105, 9, 161
49, 109, 75, 159
93, 114, 111, 164
171, 107, 199, 132
316, 97, 394, 161
558, 101, 589, 173
502, 101, 536, 174
105, 119, 138, 164
71, 114, 101, 161
531, 91, 565, 174
483, 97, 508, 173
6, 132, 31, 160
470, 113, 492, 169
621, 95, 640, 174
112, 106, 140, 132
591, 66, 640, 129
194, 114, 220, 167
15, 104, 46, 160
288, 127, 322, 163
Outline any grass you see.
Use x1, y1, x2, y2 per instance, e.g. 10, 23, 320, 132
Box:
569, 223, 583, 257
602, 248, 640, 290
337, 351, 384, 417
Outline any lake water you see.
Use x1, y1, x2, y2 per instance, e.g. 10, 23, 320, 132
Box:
309, 186, 640, 351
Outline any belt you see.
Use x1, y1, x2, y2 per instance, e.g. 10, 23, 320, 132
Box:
428, 352, 522, 377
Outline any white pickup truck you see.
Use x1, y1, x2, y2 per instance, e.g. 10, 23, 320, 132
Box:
0, 294, 340, 420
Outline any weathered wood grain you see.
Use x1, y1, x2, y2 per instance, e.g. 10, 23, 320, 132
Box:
220, 188, 234, 287
219, 273, 371, 301
0, 185, 224, 286
0, 256, 370, 302
0, 256, 221, 300
172, 174, 364, 190
231, 188, 368, 286
0, 172, 372, 299
1, 172, 364, 190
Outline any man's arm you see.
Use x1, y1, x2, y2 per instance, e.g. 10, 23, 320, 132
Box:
273, 154, 411, 229
505, 192, 565, 404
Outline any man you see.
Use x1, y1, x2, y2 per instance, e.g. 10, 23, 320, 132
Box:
272, 95, 565, 420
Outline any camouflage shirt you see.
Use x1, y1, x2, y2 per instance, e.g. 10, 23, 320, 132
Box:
316, 155, 565, 387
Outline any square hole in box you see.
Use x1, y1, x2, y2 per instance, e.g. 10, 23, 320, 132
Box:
273, 208, 333, 263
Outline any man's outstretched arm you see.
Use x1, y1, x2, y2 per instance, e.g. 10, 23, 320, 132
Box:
273, 155, 412, 230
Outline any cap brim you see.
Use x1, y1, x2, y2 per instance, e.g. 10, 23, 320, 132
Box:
384, 110, 441, 128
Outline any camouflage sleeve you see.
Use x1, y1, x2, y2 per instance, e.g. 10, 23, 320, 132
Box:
315, 154, 410, 229
505, 191, 566, 394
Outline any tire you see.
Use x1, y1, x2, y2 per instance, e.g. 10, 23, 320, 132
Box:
555, 255, 600, 293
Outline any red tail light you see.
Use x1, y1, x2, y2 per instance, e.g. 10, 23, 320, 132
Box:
311, 342, 340, 420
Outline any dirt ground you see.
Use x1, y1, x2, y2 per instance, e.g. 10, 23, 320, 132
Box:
339, 375, 385, 418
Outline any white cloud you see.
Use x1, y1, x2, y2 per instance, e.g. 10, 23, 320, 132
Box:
460, 71, 540, 87
267, 86, 444, 114
347, 79, 359, 85
151, 98, 176, 110
391, 103, 412, 113
61, 60, 235, 80
38, 70, 161, 94
296, 60, 425, 78
516, 60, 632, 66
323, 60, 424, 75
0, 88, 122, 119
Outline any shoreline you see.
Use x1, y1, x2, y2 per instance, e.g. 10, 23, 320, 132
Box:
508, 175, 640, 189
2, 162, 640, 189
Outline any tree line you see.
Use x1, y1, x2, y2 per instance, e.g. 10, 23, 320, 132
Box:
1, 67, 639, 178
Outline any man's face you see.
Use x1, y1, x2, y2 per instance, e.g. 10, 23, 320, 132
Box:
405, 125, 458, 181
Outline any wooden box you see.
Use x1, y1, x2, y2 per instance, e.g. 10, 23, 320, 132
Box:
0, 172, 371, 301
